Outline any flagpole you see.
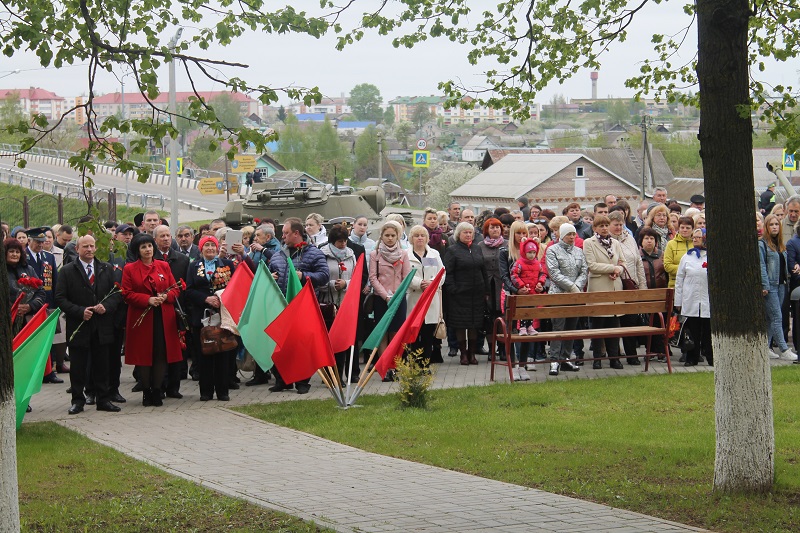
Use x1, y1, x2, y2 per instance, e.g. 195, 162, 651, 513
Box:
348, 363, 381, 406
316, 369, 345, 406
348, 347, 382, 405
323, 365, 346, 406
344, 346, 355, 403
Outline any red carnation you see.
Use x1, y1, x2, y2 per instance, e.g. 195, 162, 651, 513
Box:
339, 262, 347, 272
702, 262, 708, 269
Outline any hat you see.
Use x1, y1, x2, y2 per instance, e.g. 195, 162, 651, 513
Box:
198, 235, 219, 251
522, 239, 539, 256
768, 182, 776, 188
115, 223, 135, 234
559, 223, 577, 237
25, 226, 49, 242
516, 196, 529, 206
690, 194, 705, 204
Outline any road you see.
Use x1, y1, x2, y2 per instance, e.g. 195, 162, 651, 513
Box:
0, 156, 235, 217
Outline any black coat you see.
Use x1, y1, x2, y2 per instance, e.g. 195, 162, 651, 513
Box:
184, 258, 236, 328
443, 241, 488, 329
54, 260, 120, 347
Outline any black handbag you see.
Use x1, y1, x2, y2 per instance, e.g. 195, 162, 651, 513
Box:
620, 266, 638, 290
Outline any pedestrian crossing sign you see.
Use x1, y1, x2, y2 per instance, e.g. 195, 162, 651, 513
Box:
413, 150, 430, 168
783, 149, 798, 171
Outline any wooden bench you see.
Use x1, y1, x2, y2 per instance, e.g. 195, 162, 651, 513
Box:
490, 288, 674, 381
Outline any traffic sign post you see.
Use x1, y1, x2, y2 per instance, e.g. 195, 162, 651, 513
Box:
165, 157, 183, 175
412, 150, 430, 168
232, 154, 257, 173
416, 138, 427, 150
783, 149, 798, 171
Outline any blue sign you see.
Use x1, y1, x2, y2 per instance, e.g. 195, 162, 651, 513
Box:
413, 150, 430, 168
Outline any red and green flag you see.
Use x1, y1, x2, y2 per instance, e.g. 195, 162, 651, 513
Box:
361, 270, 415, 351
13, 309, 60, 428
285, 256, 303, 303
237, 262, 287, 372
328, 254, 365, 353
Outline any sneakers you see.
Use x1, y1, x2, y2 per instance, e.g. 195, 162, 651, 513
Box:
518, 326, 528, 336
780, 349, 798, 361
768, 349, 781, 359
528, 327, 539, 336
512, 367, 521, 381
549, 362, 560, 376
525, 363, 537, 371
518, 367, 531, 381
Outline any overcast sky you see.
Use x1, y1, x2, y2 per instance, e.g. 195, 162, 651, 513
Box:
1, 1, 795, 108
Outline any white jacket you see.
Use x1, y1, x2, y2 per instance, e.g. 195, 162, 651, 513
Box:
406, 247, 445, 324
674, 250, 710, 318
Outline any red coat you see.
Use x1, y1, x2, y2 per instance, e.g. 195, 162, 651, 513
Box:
122, 259, 183, 366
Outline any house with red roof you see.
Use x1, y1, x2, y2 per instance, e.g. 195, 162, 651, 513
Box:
0, 87, 65, 120
92, 91, 259, 121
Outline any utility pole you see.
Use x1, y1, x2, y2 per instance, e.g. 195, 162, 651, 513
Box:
377, 131, 383, 182
640, 115, 649, 198
168, 28, 183, 228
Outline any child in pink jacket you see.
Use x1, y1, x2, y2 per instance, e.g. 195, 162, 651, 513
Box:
511, 239, 546, 335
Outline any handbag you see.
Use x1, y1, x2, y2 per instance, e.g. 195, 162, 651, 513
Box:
362, 291, 374, 314
201, 309, 221, 328
174, 298, 190, 332
434, 312, 447, 339
200, 325, 238, 355
620, 266, 638, 291
320, 303, 338, 324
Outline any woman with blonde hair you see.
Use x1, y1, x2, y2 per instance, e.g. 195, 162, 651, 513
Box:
644, 204, 671, 252
498, 220, 534, 378
385, 213, 410, 249
369, 221, 412, 374
609, 211, 647, 365
305, 213, 327, 246
760, 214, 797, 360
407, 224, 445, 365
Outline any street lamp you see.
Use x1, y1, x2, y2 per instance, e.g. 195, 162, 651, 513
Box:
118, 70, 135, 206
168, 28, 183, 229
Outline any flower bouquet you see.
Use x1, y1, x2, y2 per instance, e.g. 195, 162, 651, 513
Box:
69, 282, 123, 342
14, 276, 43, 329
132, 279, 185, 328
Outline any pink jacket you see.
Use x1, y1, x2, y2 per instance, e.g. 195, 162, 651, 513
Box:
369, 250, 412, 300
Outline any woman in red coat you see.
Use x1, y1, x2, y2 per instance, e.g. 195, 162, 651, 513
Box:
122, 233, 182, 406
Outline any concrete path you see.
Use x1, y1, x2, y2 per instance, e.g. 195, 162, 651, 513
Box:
25, 351, 751, 532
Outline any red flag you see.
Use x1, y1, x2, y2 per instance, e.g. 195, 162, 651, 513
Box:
13, 304, 49, 352
10, 292, 24, 324
374, 269, 445, 378
267, 281, 336, 384
219, 263, 254, 324
328, 254, 365, 353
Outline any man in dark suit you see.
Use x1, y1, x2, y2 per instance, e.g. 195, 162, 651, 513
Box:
26, 227, 65, 382
155, 225, 190, 396
175, 225, 200, 260
55, 235, 123, 414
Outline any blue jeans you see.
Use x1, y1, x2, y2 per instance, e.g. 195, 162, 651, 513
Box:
766, 285, 788, 352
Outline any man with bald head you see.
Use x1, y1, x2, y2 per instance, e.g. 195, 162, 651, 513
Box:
55, 235, 123, 415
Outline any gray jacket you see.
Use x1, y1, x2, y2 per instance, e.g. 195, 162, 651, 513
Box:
545, 242, 588, 293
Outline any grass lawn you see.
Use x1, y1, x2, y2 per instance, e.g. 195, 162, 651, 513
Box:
17, 422, 332, 532
238, 366, 800, 533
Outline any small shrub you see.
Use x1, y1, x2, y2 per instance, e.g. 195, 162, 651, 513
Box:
395, 345, 435, 409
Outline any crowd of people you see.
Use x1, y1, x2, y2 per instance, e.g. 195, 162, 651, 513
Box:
4, 184, 798, 414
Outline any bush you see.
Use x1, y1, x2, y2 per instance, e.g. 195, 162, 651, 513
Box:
395, 345, 435, 409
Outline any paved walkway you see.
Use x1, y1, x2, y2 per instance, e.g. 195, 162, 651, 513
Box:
27, 351, 758, 532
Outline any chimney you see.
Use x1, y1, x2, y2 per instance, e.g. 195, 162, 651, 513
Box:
590, 72, 598, 100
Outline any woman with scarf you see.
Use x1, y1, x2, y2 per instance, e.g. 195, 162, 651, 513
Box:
305, 213, 328, 247
675, 229, 713, 366
122, 233, 183, 406
319, 224, 360, 381
478, 218, 506, 360
759, 214, 798, 361
583, 215, 626, 370
185, 235, 237, 401
443, 222, 488, 365
644, 204, 671, 253
544, 223, 587, 375
407, 225, 445, 365
423, 207, 447, 255
609, 211, 647, 365
349, 215, 376, 254
638, 227, 669, 361
369, 221, 412, 377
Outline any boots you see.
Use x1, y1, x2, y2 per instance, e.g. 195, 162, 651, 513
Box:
142, 388, 153, 407
459, 341, 469, 365
468, 342, 478, 365
151, 388, 164, 407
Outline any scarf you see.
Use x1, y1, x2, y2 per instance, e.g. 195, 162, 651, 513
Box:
595, 233, 615, 259
378, 241, 405, 264
327, 243, 349, 261
652, 224, 669, 251
557, 240, 574, 254
482, 236, 505, 248
203, 258, 216, 279
426, 226, 444, 249
686, 246, 706, 258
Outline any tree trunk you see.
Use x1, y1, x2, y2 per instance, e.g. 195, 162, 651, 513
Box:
0, 239, 21, 531
697, 0, 775, 492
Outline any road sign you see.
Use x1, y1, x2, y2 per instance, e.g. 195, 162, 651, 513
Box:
413, 150, 430, 168
232, 154, 257, 173
165, 157, 183, 175
416, 138, 427, 150
198, 177, 239, 195
783, 149, 798, 171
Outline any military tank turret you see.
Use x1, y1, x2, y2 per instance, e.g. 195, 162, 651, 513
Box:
220, 171, 386, 228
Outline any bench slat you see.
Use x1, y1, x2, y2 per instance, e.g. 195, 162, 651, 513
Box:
500, 326, 665, 342
510, 289, 672, 307
512, 301, 669, 320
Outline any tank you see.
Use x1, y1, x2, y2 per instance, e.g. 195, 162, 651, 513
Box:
220, 171, 387, 228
